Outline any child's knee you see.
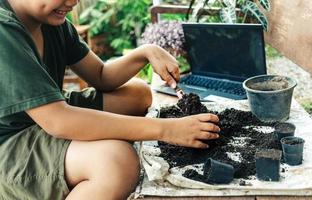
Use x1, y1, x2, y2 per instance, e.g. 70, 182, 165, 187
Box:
94, 141, 140, 197
127, 78, 152, 112
131, 78, 152, 103
95, 140, 140, 178
138, 83, 152, 109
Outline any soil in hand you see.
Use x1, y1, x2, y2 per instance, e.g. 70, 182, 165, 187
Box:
158, 93, 280, 182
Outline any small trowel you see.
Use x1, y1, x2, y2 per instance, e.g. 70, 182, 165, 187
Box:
174, 85, 185, 99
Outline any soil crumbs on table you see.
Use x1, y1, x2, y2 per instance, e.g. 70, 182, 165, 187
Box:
158, 93, 280, 183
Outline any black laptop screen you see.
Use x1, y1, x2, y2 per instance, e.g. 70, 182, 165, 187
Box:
183, 23, 267, 81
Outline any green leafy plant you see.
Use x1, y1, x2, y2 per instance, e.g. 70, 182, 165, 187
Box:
79, 0, 151, 55
161, 13, 186, 21
79, 1, 111, 35
138, 55, 190, 84
187, 0, 270, 31
301, 100, 312, 116
66, 12, 74, 23
138, 63, 154, 84
265, 44, 282, 59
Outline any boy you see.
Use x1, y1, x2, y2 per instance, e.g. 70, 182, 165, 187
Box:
0, 0, 220, 199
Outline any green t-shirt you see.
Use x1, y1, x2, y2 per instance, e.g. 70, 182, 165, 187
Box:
0, 0, 89, 143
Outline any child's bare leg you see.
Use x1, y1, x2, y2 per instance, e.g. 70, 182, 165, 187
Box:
103, 78, 152, 116
64, 78, 151, 199
65, 140, 140, 200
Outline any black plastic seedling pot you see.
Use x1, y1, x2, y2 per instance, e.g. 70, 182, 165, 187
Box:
255, 149, 282, 181
243, 75, 297, 122
203, 158, 234, 184
274, 122, 296, 141
281, 136, 305, 166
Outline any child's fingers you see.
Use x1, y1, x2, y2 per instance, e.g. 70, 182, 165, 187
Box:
167, 63, 180, 83
191, 140, 209, 149
196, 113, 219, 123
197, 132, 219, 140
160, 69, 177, 88
200, 122, 220, 133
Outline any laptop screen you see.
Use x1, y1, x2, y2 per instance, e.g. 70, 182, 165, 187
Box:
182, 23, 267, 82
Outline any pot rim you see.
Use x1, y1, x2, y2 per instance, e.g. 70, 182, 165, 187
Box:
274, 122, 296, 133
281, 136, 305, 145
243, 75, 297, 94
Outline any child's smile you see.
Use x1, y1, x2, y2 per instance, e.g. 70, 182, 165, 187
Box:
53, 8, 72, 19
7, 0, 79, 29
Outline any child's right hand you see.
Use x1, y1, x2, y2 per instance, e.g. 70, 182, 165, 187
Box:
160, 113, 220, 148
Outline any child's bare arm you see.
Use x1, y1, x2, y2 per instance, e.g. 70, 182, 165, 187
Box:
69, 44, 180, 92
26, 101, 220, 148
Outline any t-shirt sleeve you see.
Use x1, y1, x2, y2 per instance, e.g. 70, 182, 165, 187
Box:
0, 22, 65, 118
63, 20, 90, 65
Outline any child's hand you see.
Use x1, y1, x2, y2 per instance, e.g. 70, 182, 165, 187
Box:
143, 44, 180, 88
161, 113, 220, 148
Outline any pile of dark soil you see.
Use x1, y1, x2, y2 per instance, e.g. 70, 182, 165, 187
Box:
158, 93, 280, 183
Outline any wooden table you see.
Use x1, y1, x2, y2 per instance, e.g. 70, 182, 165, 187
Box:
140, 197, 312, 200
134, 87, 312, 200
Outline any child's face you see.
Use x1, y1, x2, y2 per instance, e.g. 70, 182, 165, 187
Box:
19, 0, 80, 26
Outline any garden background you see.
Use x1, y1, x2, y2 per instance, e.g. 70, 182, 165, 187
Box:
64, 0, 312, 116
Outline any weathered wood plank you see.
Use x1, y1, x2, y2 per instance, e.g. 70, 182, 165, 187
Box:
264, 0, 312, 74
134, 196, 312, 200
139, 197, 255, 200
257, 197, 312, 200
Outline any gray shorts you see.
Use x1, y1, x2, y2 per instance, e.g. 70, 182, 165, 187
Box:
0, 87, 103, 200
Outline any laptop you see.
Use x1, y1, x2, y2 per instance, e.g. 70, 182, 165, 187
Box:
154, 23, 267, 101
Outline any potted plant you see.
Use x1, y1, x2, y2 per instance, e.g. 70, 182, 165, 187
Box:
186, 0, 270, 31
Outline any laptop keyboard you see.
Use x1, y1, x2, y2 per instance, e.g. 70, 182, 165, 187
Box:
181, 75, 246, 96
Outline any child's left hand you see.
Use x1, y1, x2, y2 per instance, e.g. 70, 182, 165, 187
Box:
143, 44, 180, 88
